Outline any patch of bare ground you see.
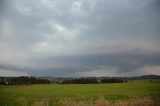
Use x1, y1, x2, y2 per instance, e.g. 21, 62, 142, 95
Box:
17, 97, 50, 106
33, 97, 50, 106
17, 97, 28, 106
58, 97, 160, 106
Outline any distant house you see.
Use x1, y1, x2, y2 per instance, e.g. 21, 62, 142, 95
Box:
5, 79, 8, 85
6, 81, 8, 85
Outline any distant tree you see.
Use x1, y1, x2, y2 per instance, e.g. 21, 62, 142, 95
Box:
60, 78, 98, 84
101, 78, 124, 83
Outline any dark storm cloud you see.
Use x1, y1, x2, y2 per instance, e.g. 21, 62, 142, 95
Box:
0, 0, 160, 76
32, 53, 160, 76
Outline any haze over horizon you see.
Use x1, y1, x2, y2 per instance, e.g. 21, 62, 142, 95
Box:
0, 0, 160, 77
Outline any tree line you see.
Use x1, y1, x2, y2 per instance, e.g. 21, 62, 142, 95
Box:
59, 77, 127, 84
0, 76, 50, 85
0, 76, 128, 85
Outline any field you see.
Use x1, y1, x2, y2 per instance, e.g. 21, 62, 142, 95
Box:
0, 82, 160, 106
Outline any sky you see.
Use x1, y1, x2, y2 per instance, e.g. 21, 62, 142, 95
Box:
0, 0, 160, 77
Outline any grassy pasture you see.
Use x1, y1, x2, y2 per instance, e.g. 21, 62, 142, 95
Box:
0, 82, 160, 106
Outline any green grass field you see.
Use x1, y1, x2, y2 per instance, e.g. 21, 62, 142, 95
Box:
0, 83, 160, 106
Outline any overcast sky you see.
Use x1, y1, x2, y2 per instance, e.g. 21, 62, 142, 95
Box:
0, 0, 160, 77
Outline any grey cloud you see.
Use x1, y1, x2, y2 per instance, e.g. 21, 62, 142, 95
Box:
0, 0, 160, 76
0, 53, 160, 76
24, 53, 160, 76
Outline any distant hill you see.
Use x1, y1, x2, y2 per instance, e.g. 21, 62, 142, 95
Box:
125, 75, 160, 80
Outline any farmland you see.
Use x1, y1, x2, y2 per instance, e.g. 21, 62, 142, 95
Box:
0, 82, 160, 106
